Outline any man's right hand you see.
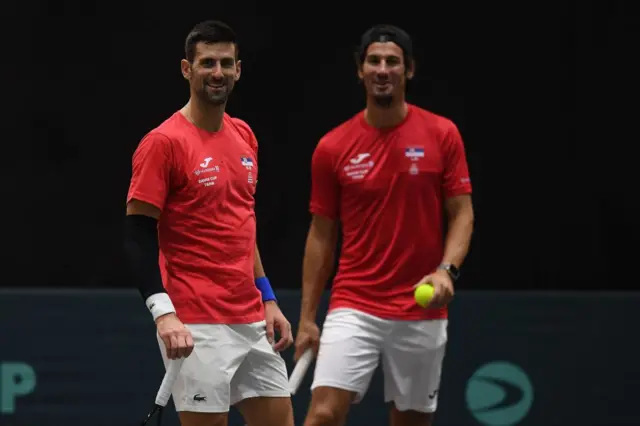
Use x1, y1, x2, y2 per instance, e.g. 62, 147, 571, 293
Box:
294, 319, 320, 362
156, 313, 194, 360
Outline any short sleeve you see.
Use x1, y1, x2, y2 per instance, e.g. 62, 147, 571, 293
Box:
230, 117, 259, 188
249, 129, 258, 158
309, 141, 340, 219
127, 132, 173, 211
442, 124, 472, 198
230, 117, 258, 158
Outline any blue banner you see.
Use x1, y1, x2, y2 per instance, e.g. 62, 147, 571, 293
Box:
0, 289, 637, 426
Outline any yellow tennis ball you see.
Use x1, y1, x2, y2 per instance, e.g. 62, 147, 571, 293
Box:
414, 283, 434, 308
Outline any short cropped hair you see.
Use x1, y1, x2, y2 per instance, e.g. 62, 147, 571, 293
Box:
184, 20, 238, 62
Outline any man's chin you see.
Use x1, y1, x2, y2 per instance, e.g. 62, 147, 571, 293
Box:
200, 90, 228, 106
373, 94, 394, 108
206, 96, 228, 106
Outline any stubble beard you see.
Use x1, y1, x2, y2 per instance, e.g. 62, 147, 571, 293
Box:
373, 94, 393, 108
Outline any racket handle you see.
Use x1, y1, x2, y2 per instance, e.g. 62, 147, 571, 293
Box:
288, 349, 314, 395
155, 358, 184, 406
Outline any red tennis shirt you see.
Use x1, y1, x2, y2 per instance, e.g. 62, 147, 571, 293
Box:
127, 111, 264, 324
310, 104, 472, 320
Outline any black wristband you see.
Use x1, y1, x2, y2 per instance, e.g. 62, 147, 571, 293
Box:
438, 263, 460, 282
123, 214, 166, 300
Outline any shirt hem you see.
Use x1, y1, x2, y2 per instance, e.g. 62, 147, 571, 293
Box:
126, 191, 165, 211
444, 186, 472, 198
177, 313, 265, 325
328, 301, 448, 321
309, 206, 338, 220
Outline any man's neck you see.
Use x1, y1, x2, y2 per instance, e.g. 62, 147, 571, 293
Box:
364, 99, 408, 129
181, 96, 226, 132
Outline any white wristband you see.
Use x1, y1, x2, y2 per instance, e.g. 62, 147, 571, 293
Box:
145, 293, 176, 321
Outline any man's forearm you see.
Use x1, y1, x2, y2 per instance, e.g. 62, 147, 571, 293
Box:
254, 243, 266, 278
123, 214, 176, 321
441, 204, 474, 269
254, 243, 278, 302
301, 232, 335, 322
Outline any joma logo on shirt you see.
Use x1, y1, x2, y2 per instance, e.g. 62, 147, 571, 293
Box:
194, 157, 220, 176
349, 153, 370, 164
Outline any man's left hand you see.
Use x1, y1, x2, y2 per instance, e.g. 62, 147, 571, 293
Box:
264, 301, 293, 352
415, 269, 455, 309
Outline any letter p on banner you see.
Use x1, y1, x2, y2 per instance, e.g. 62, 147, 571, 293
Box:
1, 362, 37, 414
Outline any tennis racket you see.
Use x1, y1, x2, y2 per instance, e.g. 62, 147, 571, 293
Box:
139, 358, 184, 426
288, 348, 314, 395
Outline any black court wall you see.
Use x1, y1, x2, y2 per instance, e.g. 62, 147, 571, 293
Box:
1, 4, 638, 294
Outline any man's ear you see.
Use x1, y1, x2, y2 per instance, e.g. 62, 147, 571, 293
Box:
181, 59, 191, 80
406, 58, 416, 80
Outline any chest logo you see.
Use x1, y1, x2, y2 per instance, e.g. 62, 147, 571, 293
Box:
344, 154, 374, 181
349, 153, 371, 164
405, 147, 424, 161
194, 157, 220, 179
241, 157, 254, 170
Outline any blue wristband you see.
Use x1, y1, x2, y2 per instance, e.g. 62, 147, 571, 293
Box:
255, 276, 277, 302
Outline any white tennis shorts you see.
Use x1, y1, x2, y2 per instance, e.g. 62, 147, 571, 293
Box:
311, 308, 448, 413
156, 321, 290, 413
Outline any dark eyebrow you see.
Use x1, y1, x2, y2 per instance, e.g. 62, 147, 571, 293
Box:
367, 54, 401, 60
198, 55, 235, 63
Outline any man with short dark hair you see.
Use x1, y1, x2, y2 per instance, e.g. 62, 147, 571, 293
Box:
295, 24, 475, 426
124, 20, 294, 426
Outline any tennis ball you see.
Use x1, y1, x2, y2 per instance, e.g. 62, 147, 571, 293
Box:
414, 283, 434, 308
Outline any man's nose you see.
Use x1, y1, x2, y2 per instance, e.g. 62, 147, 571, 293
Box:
377, 60, 391, 73
211, 64, 224, 78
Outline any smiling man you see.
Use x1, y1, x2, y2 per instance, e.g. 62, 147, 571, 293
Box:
294, 24, 475, 426
124, 20, 294, 426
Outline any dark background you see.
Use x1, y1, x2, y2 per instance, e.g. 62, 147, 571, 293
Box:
2, 1, 638, 292
1, 3, 639, 426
